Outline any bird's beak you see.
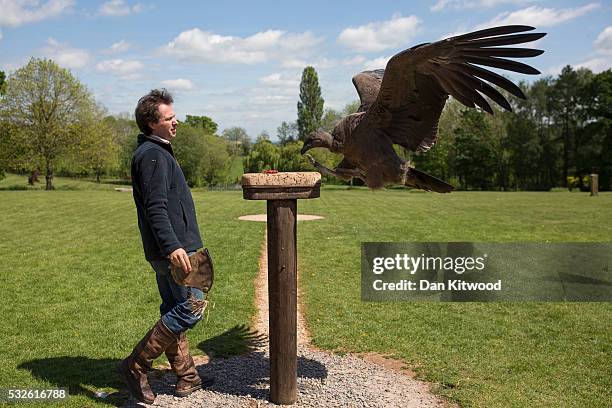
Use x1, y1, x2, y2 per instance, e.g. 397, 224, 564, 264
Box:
300, 142, 312, 155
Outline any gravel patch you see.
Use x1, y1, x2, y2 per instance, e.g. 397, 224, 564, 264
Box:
116, 233, 451, 408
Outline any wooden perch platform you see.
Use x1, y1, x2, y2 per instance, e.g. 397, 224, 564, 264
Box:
241, 172, 321, 200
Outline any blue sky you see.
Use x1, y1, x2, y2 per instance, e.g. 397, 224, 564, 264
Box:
1, 0, 610, 140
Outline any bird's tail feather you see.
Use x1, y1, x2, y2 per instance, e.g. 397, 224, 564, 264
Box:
406, 168, 454, 193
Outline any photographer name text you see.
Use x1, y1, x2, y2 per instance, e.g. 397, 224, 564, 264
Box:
372, 279, 502, 291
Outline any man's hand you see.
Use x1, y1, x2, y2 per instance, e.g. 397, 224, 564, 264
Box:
169, 248, 192, 274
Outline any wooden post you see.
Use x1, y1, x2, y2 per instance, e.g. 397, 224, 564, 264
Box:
590, 174, 599, 196
241, 172, 321, 405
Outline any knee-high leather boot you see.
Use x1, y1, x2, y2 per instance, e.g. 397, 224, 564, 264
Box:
117, 319, 177, 404
165, 332, 215, 397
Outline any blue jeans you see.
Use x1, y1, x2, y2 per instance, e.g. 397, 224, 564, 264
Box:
149, 253, 206, 335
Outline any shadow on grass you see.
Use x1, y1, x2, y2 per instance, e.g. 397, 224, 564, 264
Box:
18, 356, 129, 406
198, 324, 267, 357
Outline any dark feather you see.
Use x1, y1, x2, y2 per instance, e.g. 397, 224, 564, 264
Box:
444, 70, 494, 114
462, 55, 542, 74
408, 167, 454, 193
457, 32, 546, 47
459, 63, 527, 99
460, 47, 544, 58
449, 25, 536, 41
444, 65, 513, 111
432, 71, 476, 108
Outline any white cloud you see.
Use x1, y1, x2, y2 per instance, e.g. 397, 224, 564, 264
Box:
337, 14, 421, 52
281, 58, 308, 69
576, 57, 611, 73
105, 40, 131, 54
160, 78, 194, 91
0, 30, 3, 41
250, 94, 292, 106
594, 26, 612, 55
545, 63, 565, 76
41, 38, 91, 69
342, 55, 367, 66
0, 0, 73, 27
259, 73, 299, 88
431, 0, 536, 12
98, 0, 144, 17
574, 26, 612, 73
477, 3, 600, 29
280, 56, 362, 70
363, 56, 391, 71
132, 3, 145, 13
95, 59, 144, 78
160, 28, 323, 64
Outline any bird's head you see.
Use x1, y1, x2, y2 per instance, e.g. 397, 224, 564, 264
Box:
301, 130, 333, 155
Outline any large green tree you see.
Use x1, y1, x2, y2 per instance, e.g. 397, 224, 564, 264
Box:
0, 58, 96, 189
243, 135, 280, 173
453, 110, 498, 190
581, 69, 612, 190
276, 121, 298, 146
278, 141, 312, 171
184, 115, 218, 135
173, 124, 231, 187
297, 66, 324, 140
549, 66, 593, 187
104, 114, 139, 179
77, 107, 118, 183
222, 126, 251, 156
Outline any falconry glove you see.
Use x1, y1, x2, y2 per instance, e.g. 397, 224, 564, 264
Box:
170, 248, 214, 293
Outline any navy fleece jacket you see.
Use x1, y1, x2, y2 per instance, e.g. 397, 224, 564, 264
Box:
131, 134, 203, 261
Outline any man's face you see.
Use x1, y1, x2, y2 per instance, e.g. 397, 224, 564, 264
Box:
149, 103, 177, 141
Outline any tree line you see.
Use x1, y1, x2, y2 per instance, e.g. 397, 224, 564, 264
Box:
412, 66, 611, 191
1, 59, 610, 191
0, 59, 247, 189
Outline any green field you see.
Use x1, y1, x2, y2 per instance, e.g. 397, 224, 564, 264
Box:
0, 188, 267, 407
296, 190, 612, 408
0, 183, 610, 407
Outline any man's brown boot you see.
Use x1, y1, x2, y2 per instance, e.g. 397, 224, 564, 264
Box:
165, 332, 215, 397
117, 319, 177, 404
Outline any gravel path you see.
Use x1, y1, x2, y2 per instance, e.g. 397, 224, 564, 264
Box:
118, 230, 452, 408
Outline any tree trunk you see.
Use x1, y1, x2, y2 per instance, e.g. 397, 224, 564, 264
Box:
45, 160, 55, 190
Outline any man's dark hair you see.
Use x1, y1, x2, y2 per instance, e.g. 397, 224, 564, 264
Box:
135, 88, 174, 135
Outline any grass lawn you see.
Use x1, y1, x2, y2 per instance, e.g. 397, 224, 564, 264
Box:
0, 185, 610, 407
0, 189, 267, 407
297, 190, 612, 408
0, 173, 126, 191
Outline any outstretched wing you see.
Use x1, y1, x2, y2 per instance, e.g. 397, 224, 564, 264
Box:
352, 25, 546, 153
352, 69, 384, 112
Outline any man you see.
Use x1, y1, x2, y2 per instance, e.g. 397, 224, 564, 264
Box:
118, 89, 213, 404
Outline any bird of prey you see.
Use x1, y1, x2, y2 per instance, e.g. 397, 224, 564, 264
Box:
300, 25, 546, 192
